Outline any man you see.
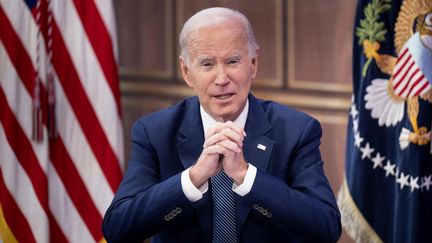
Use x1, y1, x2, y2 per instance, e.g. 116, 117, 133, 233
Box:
103, 7, 341, 243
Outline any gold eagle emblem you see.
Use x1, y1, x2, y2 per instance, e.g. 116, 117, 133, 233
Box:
362, 0, 432, 150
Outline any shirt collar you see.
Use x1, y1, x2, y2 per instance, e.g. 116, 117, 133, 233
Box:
200, 99, 249, 134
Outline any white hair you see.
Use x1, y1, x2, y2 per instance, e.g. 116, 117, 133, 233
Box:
179, 7, 259, 65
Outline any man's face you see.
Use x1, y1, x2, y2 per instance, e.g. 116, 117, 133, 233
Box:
180, 20, 258, 122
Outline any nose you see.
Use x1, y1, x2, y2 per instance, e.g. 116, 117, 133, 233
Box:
214, 65, 230, 86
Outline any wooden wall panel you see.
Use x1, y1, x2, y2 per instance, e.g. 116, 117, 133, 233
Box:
115, 0, 173, 78
177, 0, 283, 86
288, 0, 356, 92
320, 123, 347, 192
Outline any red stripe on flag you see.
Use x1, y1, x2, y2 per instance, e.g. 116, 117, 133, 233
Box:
396, 62, 417, 95
399, 69, 420, 96
1, 45, 104, 240
50, 138, 104, 241
1, 8, 108, 239
0, 6, 36, 91
393, 52, 412, 82
72, 0, 122, 115
0, 88, 67, 242
0, 169, 36, 243
0, 6, 50, 126
394, 60, 415, 91
396, 47, 409, 65
413, 78, 429, 97
50, 21, 122, 192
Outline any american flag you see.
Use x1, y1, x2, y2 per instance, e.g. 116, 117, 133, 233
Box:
392, 44, 431, 98
0, 0, 123, 242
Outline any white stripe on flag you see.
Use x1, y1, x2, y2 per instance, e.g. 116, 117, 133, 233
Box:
0, 0, 36, 65
94, 0, 119, 61
410, 78, 429, 97
54, 70, 116, 215
51, 0, 124, 163
0, 41, 49, 174
0, 0, 123, 240
0, 124, 49, 243
396, 60, 417, 96
393, 58, 415, 95
48, 163, 95, 243
0, 0, 48, 80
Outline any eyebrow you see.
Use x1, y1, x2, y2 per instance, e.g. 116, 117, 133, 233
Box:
194, 53, 243, 63
196, 56, 214, 63
227, 54, 242, 60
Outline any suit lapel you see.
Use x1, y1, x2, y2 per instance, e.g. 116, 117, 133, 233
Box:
176, 97, 212, 241
177, 97, 204, 170
236, 94, 274, 238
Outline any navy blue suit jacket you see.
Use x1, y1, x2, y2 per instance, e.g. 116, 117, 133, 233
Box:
103, 94, 341, 243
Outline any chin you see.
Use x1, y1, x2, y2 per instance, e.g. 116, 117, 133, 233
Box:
219, 110, 241, 122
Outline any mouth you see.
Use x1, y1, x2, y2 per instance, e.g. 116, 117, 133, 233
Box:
214, 93, 235, 100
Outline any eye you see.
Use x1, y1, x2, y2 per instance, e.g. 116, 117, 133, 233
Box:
201, 62, 213, 68
227, 59, 240, 65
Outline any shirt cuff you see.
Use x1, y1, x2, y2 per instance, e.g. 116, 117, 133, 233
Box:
232, 164, 257, 196
181, 167, 208, 202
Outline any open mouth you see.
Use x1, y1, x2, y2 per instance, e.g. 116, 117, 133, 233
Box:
214, 93, 234, 100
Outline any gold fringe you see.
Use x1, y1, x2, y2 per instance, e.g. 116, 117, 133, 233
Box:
98, 237, 108, 243
337, 178, 383, 243
0, 203, 18, 243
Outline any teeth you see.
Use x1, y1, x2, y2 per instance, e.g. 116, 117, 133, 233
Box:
216, 94, 232, 100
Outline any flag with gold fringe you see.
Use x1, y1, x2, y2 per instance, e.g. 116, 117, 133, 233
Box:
338, 0, 432, 242
0, 0, 123, 242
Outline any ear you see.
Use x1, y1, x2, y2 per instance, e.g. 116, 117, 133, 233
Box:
251, 49, 258, 79
179, 56, 194, 88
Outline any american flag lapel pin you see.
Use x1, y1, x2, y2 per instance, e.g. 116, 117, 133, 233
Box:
257, 144, 266, 151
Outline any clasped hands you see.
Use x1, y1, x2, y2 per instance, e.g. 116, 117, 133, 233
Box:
189, 121, 248, 188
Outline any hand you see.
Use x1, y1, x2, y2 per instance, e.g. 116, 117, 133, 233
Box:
190, 121, 248, 187
189, 145, 222, 188
205, 121, 248, 184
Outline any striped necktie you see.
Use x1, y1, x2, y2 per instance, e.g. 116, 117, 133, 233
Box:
211, 171, 237, 243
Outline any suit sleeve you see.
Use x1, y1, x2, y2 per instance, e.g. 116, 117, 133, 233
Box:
240, 118, 341, 242
102, 121, 201, 243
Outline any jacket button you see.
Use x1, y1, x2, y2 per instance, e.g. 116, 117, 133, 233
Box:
175, 207, 182, 214
253, 204, 259, 210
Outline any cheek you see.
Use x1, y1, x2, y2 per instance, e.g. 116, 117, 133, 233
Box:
192, 77, 213, 96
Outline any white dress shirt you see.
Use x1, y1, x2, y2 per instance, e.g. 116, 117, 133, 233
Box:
181, 100, 257, 202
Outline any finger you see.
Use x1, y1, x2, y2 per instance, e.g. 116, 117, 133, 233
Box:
219, 128, 244, 147
204, 122, 225, 140
222, 121, 246, 137
205, 121, 243, 139
203, 144, 225, 155
204, 128, 244, 148
205, 125, 243, 147
204, 133, 227, 148
217, 139, 241, 153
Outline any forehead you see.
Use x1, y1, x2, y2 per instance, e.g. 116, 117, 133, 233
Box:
187, 21, 249, 58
